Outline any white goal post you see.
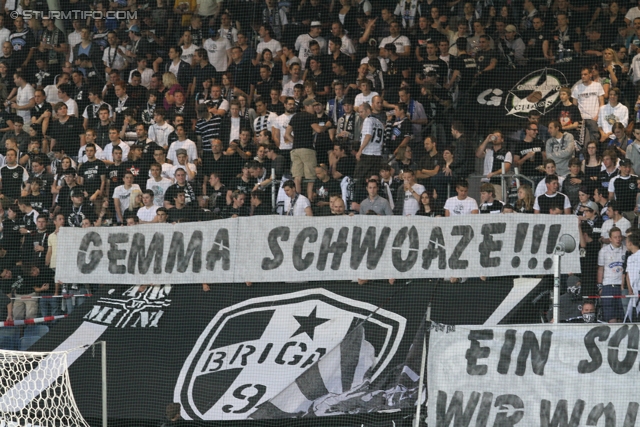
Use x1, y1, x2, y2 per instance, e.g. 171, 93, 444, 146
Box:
0, 341, 107, 427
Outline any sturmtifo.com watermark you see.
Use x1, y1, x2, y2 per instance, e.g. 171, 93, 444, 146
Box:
11, 10, 138, 20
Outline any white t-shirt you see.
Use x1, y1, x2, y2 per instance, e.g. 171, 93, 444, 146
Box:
360, 116, 384, 156
113, 183, 141, 214
284, 193, 311, 215
600, 217, 632, 239
274, 113, 294, 150
146, 177, 173, 206
295, 34, 327, 69
598, 243, 626, 285
379, 35, 411, 54
444, 195, 479, 216
598, 103, 629, 134
180, 44, 199, 64
257, 39, 282, 55
282, 79, 304, 98
402, 183, 425, 215
571, 81, 605, 120
64, 98, 79, 117
148, 122, 175, 148
203, 37, 232, 73
354, 91, 379, 107
16, 84, 35, 122
102, 46, 127, 71
167, 139, 198, 163
137, 205, 159, 222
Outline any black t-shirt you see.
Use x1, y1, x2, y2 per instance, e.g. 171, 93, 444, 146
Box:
49, 116, 83, 154
27, 193, 49, 215
476, 49, 497, 72
228, 177, 256, 196
107, 163, 127, 198
536, 192, 569, 214
78, 159, 107, 195
122, 159, 148, 189
610, 174, 639, 212
480, 199, 504, 214
312, 178, 341, 205
29, 102, 53, 135
289, 111, 319, 150
63, 203, 97, 227
451, 54, 478, 92
513, 139, 545, 177
167, 205, 199, 223
419, 57, 448, 80
335, 155, 356, 178
523, 28, 550, 59
386, 57, 412, 91
0, 164, 27, 201
221, 204, 250, 218
387, 117, 413, 153
557, 103, 581, 139
164, 182, 198, 207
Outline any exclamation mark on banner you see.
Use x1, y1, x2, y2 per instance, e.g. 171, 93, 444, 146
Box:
528, 224, 545, 269
511, 223, 529, 268
543, 224, 562, 270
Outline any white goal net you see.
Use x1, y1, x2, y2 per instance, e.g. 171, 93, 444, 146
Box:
0, 348, 89, 427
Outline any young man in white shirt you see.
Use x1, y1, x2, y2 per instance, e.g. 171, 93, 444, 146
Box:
444, 179, 479, 216
146, 162, 173, 206
103, 125, 130, 165
400, 169, 425, 216
112, 170, 141, 224
598, 226, 626, 323
137, 189, 159, 223
7, 72, 35, 123
572, 67, 605, 144
148, 108, 174, 149
283, 179, 312, 216
295, 22, 326, 70
203, 29, 233, 73
598, 88, 629, 142
354, 80, 379, 107
167, 123, 198, 164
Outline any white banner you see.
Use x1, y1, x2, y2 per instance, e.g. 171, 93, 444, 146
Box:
427, 324, 640, 427
55, 215, 580, 285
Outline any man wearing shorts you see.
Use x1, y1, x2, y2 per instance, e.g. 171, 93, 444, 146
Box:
286, 98, 332, 196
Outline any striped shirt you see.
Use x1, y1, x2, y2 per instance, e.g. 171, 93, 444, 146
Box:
195, 116, 221, 152
253, 111, 278, 133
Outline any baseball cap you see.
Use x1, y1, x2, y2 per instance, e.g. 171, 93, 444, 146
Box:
128, 25, 141, 33
303, 98, 316, 106
583, 201, 599, 212
175, 148, 188, 156
620, 158, 633, 167
310, 21, 322, 27
70, 188, 85, 198
505, 24, 517, 33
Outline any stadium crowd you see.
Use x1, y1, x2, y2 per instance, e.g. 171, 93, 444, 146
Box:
0, 0, 639, 342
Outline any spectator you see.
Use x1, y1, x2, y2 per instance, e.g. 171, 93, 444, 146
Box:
608, 158, 638, 218
395, 169, 425, 216
562, 158, 585, 208
572, 67, 605, 144
354, 103, 384, 181
598, 226, 626, 323
598, 88, 628, 143
534, 174, 572, 214
626, 125, 640, 176
250, 190, 272, 216
137, 189, 159, 223
476, 130, 512, 200
168, 189, 199, 222
479, 183, 504, 214
600, 201, 631, 244
444, 179, 479, 216
113, 171, 141, 225
282, 179, 313, 216
360, 179, 393, 215
546, 120, 575, 176
598, 149, 619, 195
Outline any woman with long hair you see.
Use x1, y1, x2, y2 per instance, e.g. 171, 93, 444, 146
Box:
514, 185, 534, 213
593, 1, 624, 47
602, 47, 623, 88
195, 77, 212, 107
237, 94, 256, 124
582, 141, 602, 193
416, 189, 443, 217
